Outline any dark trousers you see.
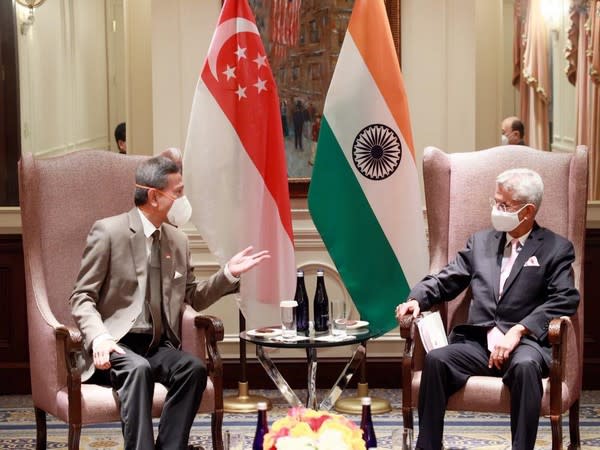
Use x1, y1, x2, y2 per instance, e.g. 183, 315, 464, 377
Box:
89, 334, 207, 450
416, 337, 548, 450
294, 124, 303, 149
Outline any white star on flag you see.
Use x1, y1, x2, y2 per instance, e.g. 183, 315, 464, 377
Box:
254, 78, 267, 93
253, 53, 267, 69
235, 85, 247, 99
234, 45, 247, 60
222, 65, 236, 80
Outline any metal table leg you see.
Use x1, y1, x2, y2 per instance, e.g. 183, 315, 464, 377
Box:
319, 344, 366, 411
307, 348, 318, 410
256, 345, 302, 408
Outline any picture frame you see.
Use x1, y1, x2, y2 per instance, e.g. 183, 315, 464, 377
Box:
248, 0, 402, 198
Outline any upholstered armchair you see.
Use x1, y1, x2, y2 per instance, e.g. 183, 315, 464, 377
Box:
399, 145, 587, 450
19, 150, 225, 450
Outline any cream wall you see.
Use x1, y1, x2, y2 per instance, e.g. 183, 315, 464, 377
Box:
16, 0, 111, 157
402, 0, 503, 158
549, 0, 577, 153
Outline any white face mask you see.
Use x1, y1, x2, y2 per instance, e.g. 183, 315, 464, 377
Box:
491, 204, 527, 232
167, 195, 192, 227
501, 134, 509, 145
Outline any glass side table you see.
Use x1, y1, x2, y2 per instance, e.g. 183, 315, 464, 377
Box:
240, 328, 383, 411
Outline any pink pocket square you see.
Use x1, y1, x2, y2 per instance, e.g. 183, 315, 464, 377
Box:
524, 256, 540, 267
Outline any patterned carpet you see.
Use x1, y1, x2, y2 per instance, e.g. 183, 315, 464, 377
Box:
1, 389, 599, 449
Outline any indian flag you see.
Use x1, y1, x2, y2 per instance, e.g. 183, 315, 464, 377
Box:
308, 0, 428, 333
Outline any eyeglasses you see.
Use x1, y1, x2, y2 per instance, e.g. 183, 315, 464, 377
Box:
489, 198, 527, 213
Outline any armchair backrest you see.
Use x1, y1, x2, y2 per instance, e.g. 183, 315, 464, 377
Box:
19, 150, 146, 405
422, 145, 587, 391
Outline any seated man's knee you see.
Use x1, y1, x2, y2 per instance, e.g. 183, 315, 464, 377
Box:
128, 358, 152, 378
178, 354, 207, 379
189, 356, 206, 378
424, 347, 449, 368
505, 358, 542, 383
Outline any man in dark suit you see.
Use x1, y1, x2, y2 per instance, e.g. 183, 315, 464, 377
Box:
70, 156, 269, 450
396, 168, 579, 450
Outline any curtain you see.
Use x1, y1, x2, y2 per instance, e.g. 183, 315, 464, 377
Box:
519, 0, 551, 151
568, 0, 600, 199
590, 1, 600, 199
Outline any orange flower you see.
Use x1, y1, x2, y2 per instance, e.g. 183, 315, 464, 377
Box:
263, 408, 365, 450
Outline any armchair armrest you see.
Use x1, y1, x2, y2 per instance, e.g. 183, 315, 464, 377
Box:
55, 325, 84, 426
399, 314, 417, 428
399, 314, 416, 342
548, 316, 570, 417
194, 315, 224, 377
180, 306, 224, 378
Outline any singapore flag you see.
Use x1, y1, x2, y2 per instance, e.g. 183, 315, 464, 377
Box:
183, 0, 295, 329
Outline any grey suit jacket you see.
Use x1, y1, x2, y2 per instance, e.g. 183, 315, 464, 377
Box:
409, 223, 580, 363
70, 208, 239, 381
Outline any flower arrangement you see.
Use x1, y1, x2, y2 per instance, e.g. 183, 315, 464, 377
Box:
263, 407, 365, 450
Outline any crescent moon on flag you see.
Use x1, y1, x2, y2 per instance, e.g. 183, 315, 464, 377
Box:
207, 17, 260, 80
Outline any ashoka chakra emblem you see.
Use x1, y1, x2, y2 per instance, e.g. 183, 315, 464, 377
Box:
352, 124, 402, 180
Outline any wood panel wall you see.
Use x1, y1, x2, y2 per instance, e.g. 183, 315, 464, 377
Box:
0, 236, 28, 394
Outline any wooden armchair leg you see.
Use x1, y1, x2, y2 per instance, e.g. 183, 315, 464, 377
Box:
68, 423, 82, 450
550, 414, 563, 450
34, 407, 47, 450
568, 399, 581, 450
211, 410, 224, 450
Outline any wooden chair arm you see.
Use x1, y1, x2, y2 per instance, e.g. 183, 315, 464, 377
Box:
55, 325, 83, 426
399, 314, 417, 426
399, 314, 416, 341
193, 314, 225, 416
194, 315, 224, 377
548, 316, 569, 417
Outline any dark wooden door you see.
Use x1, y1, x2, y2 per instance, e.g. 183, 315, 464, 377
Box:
0, 236, 28, 394
0, 0, 20, 206
0, 3, 28, 394
583, 229, 600, 388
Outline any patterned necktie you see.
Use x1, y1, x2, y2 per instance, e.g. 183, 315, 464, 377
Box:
488, 239, 522, 353
148, 230, 163, 350
499, 238, 521, 298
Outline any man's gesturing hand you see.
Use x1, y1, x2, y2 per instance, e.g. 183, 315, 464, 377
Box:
227, 246, 271, 278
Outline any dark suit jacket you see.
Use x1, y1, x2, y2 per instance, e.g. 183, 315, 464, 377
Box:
70, 208, 239, 381
409, 223, 580, 364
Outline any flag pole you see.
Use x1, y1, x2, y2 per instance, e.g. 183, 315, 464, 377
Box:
332, 341, 391, 414
223, 310, 272, 412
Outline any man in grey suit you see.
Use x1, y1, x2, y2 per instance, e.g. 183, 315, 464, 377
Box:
70, 156, 269, 450
396, 168, 579, 450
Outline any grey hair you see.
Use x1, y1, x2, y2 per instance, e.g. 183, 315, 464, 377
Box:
496, 168, 544, 210
134, 156, 180, 206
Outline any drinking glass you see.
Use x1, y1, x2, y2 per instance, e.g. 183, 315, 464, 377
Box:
330, 299, 347, 336
280, 300, 298, 339
224, 429, 244, 450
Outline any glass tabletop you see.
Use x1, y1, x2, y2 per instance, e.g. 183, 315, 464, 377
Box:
239, 327, 384, 349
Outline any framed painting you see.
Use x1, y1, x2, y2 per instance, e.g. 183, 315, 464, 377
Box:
248, 0, 401, 198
